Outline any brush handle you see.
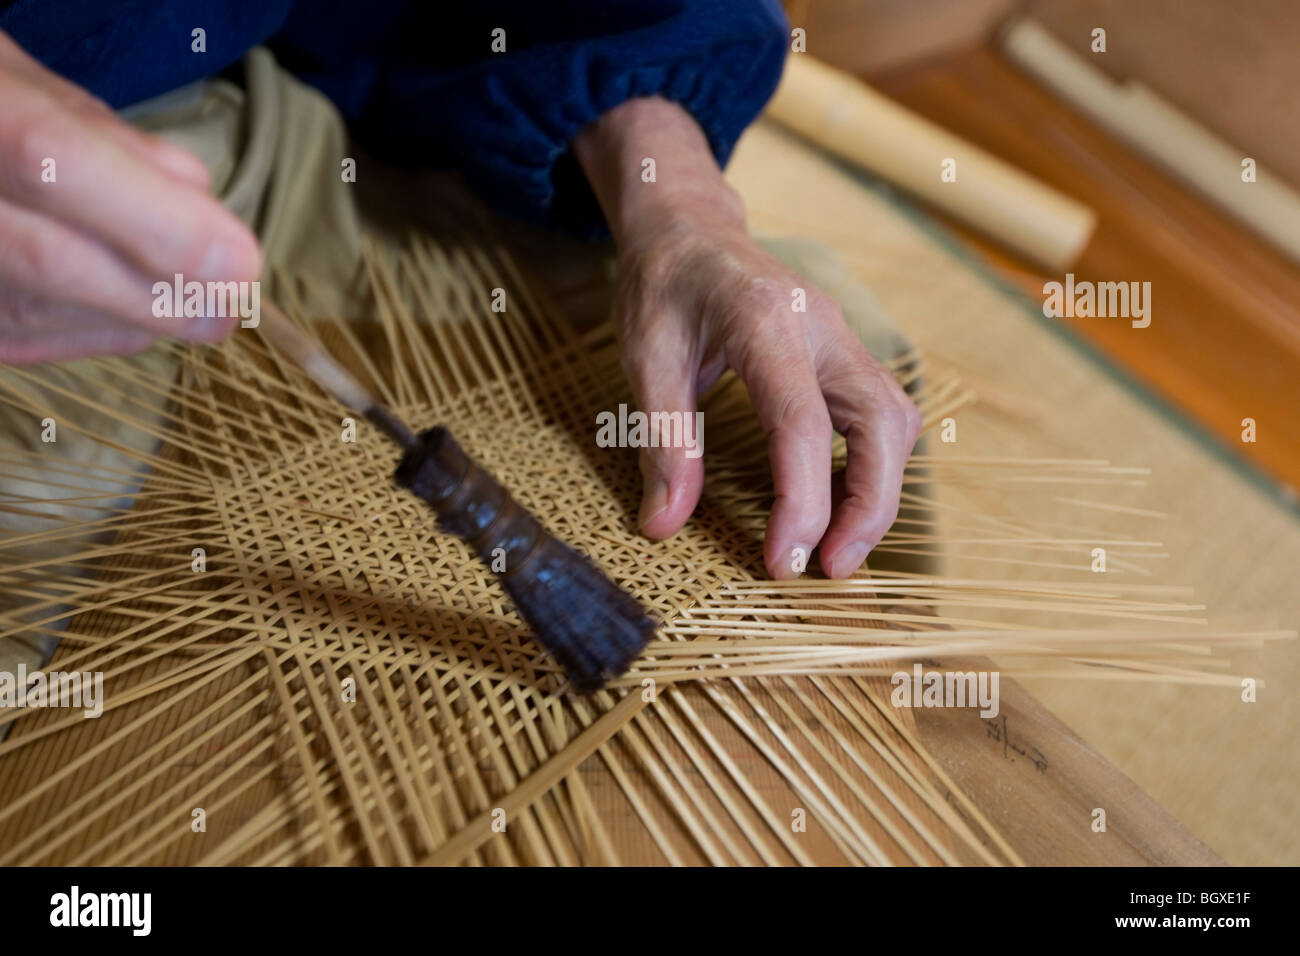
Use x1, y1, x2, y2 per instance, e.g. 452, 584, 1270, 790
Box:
256, 300, 375, 418
394, 427, 547, 578
258, 301, 415, 448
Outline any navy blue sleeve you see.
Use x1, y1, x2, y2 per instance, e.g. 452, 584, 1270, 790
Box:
0, 0, 293, 110
273, 1, 790, 235
2, 1, 788, 235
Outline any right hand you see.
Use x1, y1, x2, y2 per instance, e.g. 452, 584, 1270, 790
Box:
0, 30, 262, 366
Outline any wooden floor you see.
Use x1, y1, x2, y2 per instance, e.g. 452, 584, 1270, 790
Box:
870, 46, 1300, 497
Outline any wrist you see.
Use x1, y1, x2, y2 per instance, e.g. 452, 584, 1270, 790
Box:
573, 96, 746, 243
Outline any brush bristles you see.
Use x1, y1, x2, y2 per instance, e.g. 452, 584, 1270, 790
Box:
394, 425, 656, 691
500, 537, 657, 692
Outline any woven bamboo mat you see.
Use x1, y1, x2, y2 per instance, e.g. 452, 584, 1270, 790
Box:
0, 234, 1024, 865
727, 118, 1300, 864
1, 128, 1286, 861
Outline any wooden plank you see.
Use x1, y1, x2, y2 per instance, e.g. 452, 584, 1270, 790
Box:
871, 46, 1300, 495
913, 664, 1222, 865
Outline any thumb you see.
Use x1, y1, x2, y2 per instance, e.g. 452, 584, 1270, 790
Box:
622, 328, 705, 540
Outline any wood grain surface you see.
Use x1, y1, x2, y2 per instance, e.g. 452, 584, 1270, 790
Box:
870, 46, 1300, 496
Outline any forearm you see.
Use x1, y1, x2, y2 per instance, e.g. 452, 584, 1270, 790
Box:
572, 96, 747, 245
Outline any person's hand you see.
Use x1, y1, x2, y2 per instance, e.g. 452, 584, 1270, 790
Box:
0, 30, 261, 365
574, 97, 921, 580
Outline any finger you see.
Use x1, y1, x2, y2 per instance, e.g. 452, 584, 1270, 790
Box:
0, 73, 260, 285
0, 34, 209, 188
110, 129, 211, 189
620, 316, 706, 539
0, 292, 156, 365
731, 323, 833, 579
87, 113, 212, 190
0, 194, 236, 341
815, 334, 921, 578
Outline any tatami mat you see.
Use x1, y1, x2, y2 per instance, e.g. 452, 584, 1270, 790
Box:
728, 119, 1300, 864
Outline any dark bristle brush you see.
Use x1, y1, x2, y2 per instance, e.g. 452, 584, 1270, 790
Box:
259, 302, 657, 692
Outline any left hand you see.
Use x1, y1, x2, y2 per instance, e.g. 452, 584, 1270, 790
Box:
574, 97, 921, 580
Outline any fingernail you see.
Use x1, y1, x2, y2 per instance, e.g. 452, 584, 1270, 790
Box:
832, 542, 871, 578
198, 239, 234, 279
788, 543, 812, 577
198, 236, 256, 279
639, 479, 669, 530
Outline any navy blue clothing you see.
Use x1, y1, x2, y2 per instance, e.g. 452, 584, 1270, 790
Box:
0, 1, 788, 234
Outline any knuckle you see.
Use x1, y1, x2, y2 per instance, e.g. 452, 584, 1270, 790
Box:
5, 223, 64, 285
884, 387, 922, 438
902, 399, 922, 437
4, 113, 70, 198
14, 115, 63, 168
819, 340, 879, 393
776, 385, 832, 434
734, 274, 792, 318
734, 309, 804, 362
731, 331, 784, 385
876, 373, 921, 433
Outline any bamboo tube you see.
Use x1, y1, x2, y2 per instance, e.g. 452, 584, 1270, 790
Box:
1001, 18, 1300, 266
765, 52, 1098, 271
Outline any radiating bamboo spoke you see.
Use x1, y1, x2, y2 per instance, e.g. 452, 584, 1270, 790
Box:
0, 230, 1286, 868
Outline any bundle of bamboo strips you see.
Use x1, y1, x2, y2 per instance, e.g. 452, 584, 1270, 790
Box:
0, 232, 1283, 866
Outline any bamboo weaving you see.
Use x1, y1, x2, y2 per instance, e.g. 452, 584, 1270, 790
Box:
0, 232, 1274, 866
